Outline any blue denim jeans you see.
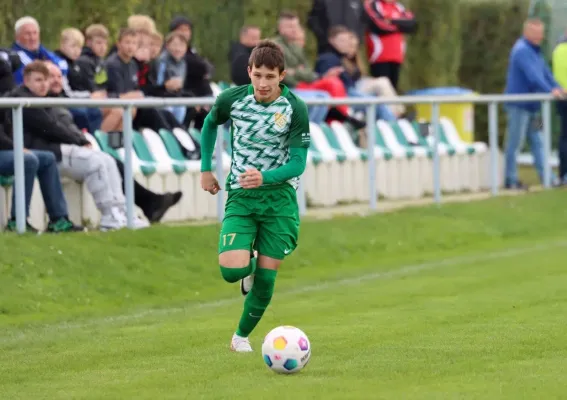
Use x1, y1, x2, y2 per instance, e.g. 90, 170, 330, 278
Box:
347, 87, 396, 121
69, 107, 103, 133
0, 150, 68, 220
292, 89, 330, 124
504, 105, 557, 185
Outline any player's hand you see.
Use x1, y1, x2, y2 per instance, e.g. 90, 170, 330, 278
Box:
201, 171, 221, 195
239, 168, 263, 189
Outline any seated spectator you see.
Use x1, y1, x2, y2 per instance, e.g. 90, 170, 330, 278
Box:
273, 12, 365, 128
149, 31, 164, 61
9, 60, 147, 230
168, 16, 215, 98
11, 16, 68, 85
156, 32, 193, 124
229, 25, 261, 86
45, 62, 183, 224
75, 24, 112, 94
315, 26, 397, 121
54, 28, 105, 133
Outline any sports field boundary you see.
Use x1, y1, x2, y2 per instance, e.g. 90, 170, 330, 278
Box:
1, 234, 562, 345
169, 187, 539, 227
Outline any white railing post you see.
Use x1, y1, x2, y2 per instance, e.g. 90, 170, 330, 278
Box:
12, 106, 25, 234
431, 103, 441, 204
542, 100, 552, 188
215, 125, 225, 222
298, 175, 307, 216
488, 102, 499, 196
123, 105, 135, 228
366, 104, 377, 210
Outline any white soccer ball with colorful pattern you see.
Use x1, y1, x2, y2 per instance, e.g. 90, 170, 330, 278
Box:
261, 326, 311, 374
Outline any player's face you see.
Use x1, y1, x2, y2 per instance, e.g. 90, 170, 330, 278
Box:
248, 65, 285, 103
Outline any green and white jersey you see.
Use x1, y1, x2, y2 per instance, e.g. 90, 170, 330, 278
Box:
209, 84, 311, 190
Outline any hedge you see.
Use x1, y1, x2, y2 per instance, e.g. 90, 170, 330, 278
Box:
0, 0, 539, 143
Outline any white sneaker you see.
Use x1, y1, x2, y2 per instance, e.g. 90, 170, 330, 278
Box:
118, 208, 150, 230
99, 211, 127, 231
240, 250, 257, 296
230, 333, 253, 352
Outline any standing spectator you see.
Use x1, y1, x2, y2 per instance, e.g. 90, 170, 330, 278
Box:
8, 61, 147, 230
504, 18, 564, 190
0, 121, 84, 233
307, 0, 365, 55
552, 29, 567, 185
11, 16, 68, 85
363, 0, 417, 90
229, 26, 261, 86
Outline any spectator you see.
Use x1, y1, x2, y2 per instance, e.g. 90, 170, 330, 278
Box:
363, 0, 417, 90
149, 31, 164, 61
315, 26, 397, 121
75, 24, 111, 93
156, 32, 193, 124
54, 28, 105, 133
273, 11, 365, 129
0, 48, 21, 93
229, 25, 261, 86
11, 16, 68, 85
504, 18, 564, 190
8, 60, 147, 230
0, 71, 83, 233
168, 16, 214, 99
552, 29, 567, 185
45, 62, 183, 223
307, 0, 365, 55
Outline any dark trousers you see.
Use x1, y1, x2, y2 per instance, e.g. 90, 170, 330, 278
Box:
113, 158, 160, 215
556, 101, 567, 181
370, 62, 402, 90
69, 107, 103, 133
0, 150, 68, 220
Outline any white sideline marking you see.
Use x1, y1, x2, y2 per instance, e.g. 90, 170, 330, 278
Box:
1, 239, 565, 345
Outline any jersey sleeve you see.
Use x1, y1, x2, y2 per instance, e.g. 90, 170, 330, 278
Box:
288, 97, 311, 149
208, 87, 234, 125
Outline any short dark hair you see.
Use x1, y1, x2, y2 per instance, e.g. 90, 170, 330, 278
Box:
328, 25, 351, 39
278, 10, 298, 21
248, 40, 285, 73
23, 60, 49, 78
240, 25, 260, 36
117, 27, 137, 42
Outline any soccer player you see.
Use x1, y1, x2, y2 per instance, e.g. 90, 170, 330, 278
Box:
199, 40, 311, 352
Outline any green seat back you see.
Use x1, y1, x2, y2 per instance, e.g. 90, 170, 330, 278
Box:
157, 130, 187, 174
319, 123, 347, 162
132, 131, 157, 176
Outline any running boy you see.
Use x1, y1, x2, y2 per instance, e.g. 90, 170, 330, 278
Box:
200, 40, 310, 352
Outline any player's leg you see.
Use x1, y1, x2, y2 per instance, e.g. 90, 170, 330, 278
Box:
233, 211, 299, 347
218, 215, 257, 283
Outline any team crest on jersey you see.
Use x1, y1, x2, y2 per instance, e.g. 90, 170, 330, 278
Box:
273, 112, 287, 129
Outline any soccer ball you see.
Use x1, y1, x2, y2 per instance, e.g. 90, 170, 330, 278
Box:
261, 325, 311, 374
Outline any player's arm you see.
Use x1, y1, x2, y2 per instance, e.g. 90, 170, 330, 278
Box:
261, 101, 310, 184
200, 91, 232, 172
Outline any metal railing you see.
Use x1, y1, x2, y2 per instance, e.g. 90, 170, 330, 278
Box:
0, 93, 557, 234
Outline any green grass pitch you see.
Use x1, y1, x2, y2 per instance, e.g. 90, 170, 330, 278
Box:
1, 190, 567, 399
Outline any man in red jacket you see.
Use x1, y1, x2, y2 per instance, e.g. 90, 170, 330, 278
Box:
363, 0, 417, 89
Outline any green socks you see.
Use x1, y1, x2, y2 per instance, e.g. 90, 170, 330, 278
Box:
220, 257, 257, 283
236, 268, 278, 337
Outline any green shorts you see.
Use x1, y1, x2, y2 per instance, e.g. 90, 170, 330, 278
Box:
218, 184, 300, 260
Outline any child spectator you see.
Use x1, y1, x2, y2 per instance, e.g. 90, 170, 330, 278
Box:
56, 27, 123, 133
76, 24, 111, 93
149, 31, 164, 61
156, 32, 191, 124
54, 28, 104, 133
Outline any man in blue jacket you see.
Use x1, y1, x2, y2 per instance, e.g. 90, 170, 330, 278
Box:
504, 18, 564, 190
11, 16, 68, 85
